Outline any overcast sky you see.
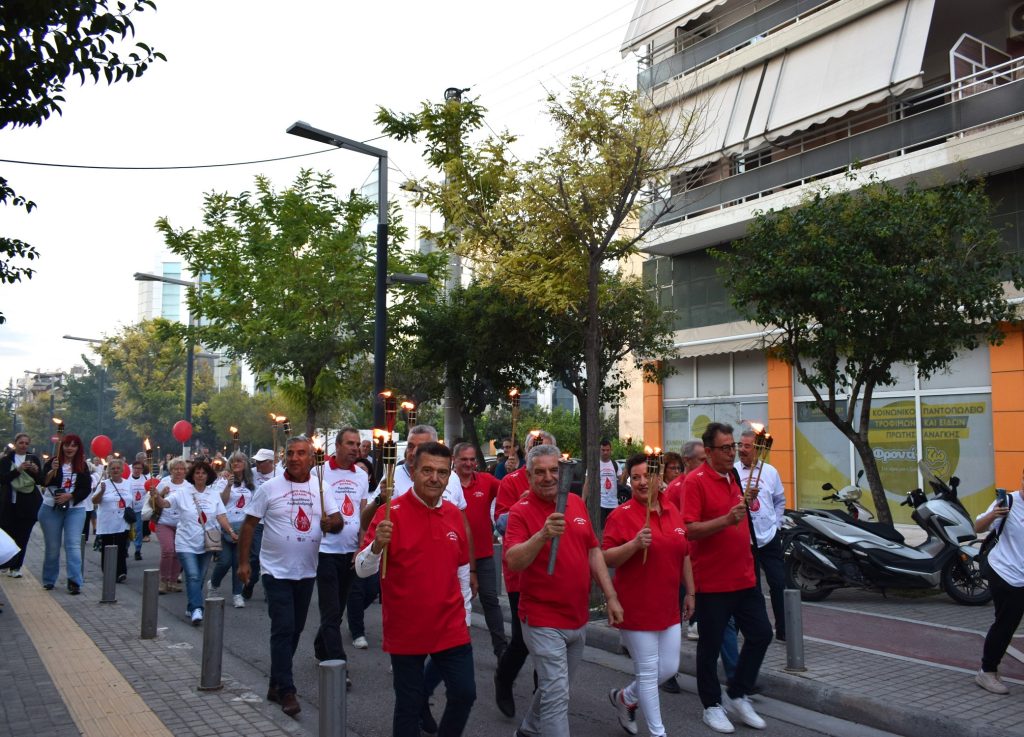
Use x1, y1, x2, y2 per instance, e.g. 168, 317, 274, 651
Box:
1, 0, 638, 392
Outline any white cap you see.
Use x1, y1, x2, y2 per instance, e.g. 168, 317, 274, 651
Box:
252, 449, 275, 462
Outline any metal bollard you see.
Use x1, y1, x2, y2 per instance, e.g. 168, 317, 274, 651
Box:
783, 589, 807, 672
494, 542, 504, 596
100, 544, 117, 603
80, 534, 87, 583
199, 596, 225, 690
319, 659, 348, 737
140, 569, 159, 639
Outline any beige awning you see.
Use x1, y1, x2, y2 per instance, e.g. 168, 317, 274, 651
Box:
620, 0, 731, 56
677, 65, 764, 169
747, 0, 935, 145
674, 334, 766, 358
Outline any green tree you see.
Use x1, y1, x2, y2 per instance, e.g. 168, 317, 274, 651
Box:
95, 319, 213, 451
408, 282, 548, 466
717, 174, 1023, 523
157, 170, 445, 436
16, 391, 60, 456
0, 1, 165, 322
62, 357, 135, 452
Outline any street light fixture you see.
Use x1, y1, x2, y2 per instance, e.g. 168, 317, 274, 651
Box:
287, 120, 392, 428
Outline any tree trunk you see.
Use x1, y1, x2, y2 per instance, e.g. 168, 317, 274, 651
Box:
850, 432, 893, 524
460, 408, 486, 471
583, 257, 603, 533
304, 378, 317, 437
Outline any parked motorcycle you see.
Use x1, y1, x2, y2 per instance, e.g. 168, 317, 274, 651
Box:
811, 470, 876, 522
782, 464, 990, 605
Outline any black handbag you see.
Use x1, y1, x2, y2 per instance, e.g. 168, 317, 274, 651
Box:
113, 484, 137, 524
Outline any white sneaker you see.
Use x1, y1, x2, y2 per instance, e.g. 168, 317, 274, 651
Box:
702, 706, 735, 734
191, 609, 204, 626
207, 580, 220, 593
353, 636, 369, 650
608, 688, 638, 735
9, 568, 22, 578
976, 669, 1010, 695
722, 693, 766, 729
687, 623, 699, 640
232, 594, 245, 609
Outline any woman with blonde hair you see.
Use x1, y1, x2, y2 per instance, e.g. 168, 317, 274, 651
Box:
92, 457, 131, 582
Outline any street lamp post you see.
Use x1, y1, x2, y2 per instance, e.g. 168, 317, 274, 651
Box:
286, 121, 390, 429
133, 272, 199, 457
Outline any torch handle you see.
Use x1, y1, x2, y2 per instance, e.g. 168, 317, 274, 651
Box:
546, 487, 570, 576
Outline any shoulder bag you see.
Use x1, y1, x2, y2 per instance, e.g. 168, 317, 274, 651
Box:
978, 493, 1013, 577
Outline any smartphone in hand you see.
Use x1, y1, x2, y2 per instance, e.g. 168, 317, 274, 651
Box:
996, 488, 1008, 508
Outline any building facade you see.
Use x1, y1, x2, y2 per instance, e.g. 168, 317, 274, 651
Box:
620, 0, 1024, 520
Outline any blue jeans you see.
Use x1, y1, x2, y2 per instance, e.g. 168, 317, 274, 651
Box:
392, 643, 475, 737
347, 570, 379, 639
37, 504, 85, 587
177, 550, 212, 615
135, 515, 146, 551
263, 574, 316, 695
210, 526, 243, 596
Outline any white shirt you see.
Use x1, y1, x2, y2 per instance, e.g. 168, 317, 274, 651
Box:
248, 473, 340, 580
128, 473, 149, 512
599, 459, 618, 508
222, 478, 256, 526
94, 478, 131, 535
735, 460, 787, 547
154, 479, 189, 527
253, 469, 275, 491
979, 492, 1024, 587
380, 463, 466, 510
167, 486, 227, 555
44, 463, 87, 509
319, 459, 369, 555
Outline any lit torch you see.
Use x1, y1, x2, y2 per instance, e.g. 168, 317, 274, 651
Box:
741, 423, 773, 517
229, 426, 239, 452
312, 436, 326, 518
52, 417, 64, 457
643, 446, 663, 564
509, 388, 521, 459
401, 400, 417, 434
143, 438, 153, 477
379, 391, 399, 578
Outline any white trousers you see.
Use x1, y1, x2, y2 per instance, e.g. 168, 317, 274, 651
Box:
620, 625, 682, 737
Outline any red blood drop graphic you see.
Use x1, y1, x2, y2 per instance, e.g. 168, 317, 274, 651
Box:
135, 491, 142, 501
750, 497, 761, 512
118, 499, 125, 509
199, 509, 207, 525
342, 495, 354, 516
236, 495, 246, 509
295, 506, 311, 531
604, 478, 612, 490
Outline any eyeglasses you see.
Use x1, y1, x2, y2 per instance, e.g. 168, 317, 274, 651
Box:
664, 464, 682, 472
709, 443, 739, 453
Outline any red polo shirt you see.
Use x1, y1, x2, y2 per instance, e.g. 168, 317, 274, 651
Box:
663, 474, 687, 513
681, 462, 755, 593
462, 471, 500, 560
495, 467, 531, 593
362, 495, 470, 655
602, 493, 689, 631
505, 491, 598, 629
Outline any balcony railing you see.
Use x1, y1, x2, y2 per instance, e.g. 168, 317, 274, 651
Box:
642, 56, 1024, 230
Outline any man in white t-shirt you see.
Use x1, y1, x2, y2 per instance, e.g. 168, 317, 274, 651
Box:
239, 437, 343, 718
584, 438, 620, 526
314, 427, 369, 673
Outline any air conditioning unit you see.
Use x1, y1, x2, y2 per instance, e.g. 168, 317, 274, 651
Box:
1010, 2, 1024, 41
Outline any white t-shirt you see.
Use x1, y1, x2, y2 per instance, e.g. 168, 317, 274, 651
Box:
978, 491, 1024, 587
9, 453, 26, 504
44, 463, 88, 509
223, 479, 256, 526
735, 460, 787, 548
248, 473, 340, 580
319, 459, 369, 555
167, 486, 227, 555
253, 469, 275, 491
599, 459, 618, 509
128, 473, 149, 512
94, 478, 131, 535
382, 463, 467, 510
154, 479, 190, 527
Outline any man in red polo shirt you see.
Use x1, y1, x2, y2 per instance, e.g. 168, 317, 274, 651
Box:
453, 441, 506, 658
505, 444, 623, 737
355, 442, 475, 737
492, 429, 555, 717
682, 422, 772, 734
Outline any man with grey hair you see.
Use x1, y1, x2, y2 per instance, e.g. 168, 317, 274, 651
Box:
492, 429, 555, 717
505, 444, 623, 736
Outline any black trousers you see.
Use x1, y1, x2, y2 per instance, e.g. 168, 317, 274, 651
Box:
694, 586, 773, 707
982, 567, 1024, 672
315, 551, 356, 661
0, 492, 41, 570
97, 531, 128, 578
756, 532, 787, 638
495, 590, 529, 686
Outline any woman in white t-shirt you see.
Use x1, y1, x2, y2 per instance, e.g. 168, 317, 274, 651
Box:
92, 457, 131, 582
209, 451, 255, 608
152, 459, 235, 625
152, 457, 188, 593
975, 479, 1024, 695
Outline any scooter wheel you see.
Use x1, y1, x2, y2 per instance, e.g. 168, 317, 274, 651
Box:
942, 555, 991, 606
784, 534, 835, 602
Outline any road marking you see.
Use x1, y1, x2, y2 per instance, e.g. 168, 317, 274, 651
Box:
805, 635, 1024, 684
0, 570, 174, 737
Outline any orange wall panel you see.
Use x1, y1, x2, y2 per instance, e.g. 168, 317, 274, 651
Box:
766, 355, 795, 507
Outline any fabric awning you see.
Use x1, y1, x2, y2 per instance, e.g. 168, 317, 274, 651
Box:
673, 334, 765, 358
620, 0, 731, 57
747, 0, 935, 145
677, 65, 764, 169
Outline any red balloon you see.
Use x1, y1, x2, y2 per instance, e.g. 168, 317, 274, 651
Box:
90, 435, 113, 458
144, 478, 161, 491
172, 420, 193, 443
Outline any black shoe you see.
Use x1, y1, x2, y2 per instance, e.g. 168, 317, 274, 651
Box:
134, 551, 142, 561
241, 581, 255, 600
116, 574, 127, 583
281, 691, 301, 717
266, 685, 280, 703
660, 675, 681, 694
67, 582, 80, 595
775, 631, 786, 642
494, 672, 515, 717
43, 584, 54, 590
420, 702, 439, 735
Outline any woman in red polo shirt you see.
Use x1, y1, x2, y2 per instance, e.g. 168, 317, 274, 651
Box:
602, 454, 694, 737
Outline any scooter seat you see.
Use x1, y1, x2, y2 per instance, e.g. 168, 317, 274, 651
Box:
851, 519, 905, 544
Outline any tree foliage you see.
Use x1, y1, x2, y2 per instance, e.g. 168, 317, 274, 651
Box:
717, 173, 1023, 522
0, 0, 165, 323
95, 318, 213, 450
62, 356, 135, 452
157, 170, 446, 436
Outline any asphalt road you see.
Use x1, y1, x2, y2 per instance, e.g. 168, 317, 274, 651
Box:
95, 539, 892, 737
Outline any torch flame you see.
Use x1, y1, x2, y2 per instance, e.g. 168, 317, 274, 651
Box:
401, 401, 415, 411
644, 445, 654, 455
509, 388, 519, 398
373, 428, 388, 441
52, 417, 63, 424
749, 422, 765, 434
379, 390, 393, 399
143, 438, 151, 451
311, 436, 325, 452
654, 447, 662, 455
562, 453, 569, 460
229, 426, 239, 435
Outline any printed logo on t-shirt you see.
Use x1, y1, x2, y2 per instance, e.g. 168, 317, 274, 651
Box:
342, 495, 354, 516
446, 530, 459, 542
604, 478, 612, 489
236, 495, 246, 508
674, 527, 686, 536
294, 506, 311, 531
750, 496, 761, 512
135, 491, 142, 501
473, 490, 485, 498
573, 516, 586, 526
